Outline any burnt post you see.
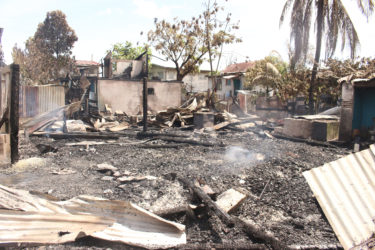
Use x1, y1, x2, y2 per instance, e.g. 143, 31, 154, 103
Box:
10, 64, 20, 163
142, 52, 149, 132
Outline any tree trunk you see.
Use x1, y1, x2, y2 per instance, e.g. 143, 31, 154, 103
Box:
177, 74, 183, 81
309, 0, 324, 114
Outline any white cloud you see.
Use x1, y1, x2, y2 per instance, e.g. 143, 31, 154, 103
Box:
132, 0, 173, 19
97, 7, 124, 16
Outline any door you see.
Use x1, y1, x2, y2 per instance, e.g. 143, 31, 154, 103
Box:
233, 79, 241, 96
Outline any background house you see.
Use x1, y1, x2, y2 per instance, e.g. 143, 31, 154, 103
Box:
150, 63, 210, 93
98, 57, 182, 115
213, 61, 254, 99
75, 60, 100, 77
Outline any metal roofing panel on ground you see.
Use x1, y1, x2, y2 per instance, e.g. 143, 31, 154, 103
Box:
0, 184, 186, 249
303, 144, 375, 250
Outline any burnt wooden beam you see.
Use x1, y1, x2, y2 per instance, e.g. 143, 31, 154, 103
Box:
178, 177, 287, 249
10, 64, 20, 163
154, 136, 226, 147
31, 132, 119, 140
178, 177, 234, 226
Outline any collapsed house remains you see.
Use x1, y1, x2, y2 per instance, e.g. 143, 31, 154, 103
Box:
1, 45, 375, 249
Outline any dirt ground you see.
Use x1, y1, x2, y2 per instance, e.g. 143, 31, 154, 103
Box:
0, 127, 352, 249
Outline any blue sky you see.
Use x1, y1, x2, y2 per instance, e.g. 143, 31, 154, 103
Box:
1, 0, 375, 70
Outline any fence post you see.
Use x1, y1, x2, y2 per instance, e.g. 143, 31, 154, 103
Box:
10, 64, 19, 163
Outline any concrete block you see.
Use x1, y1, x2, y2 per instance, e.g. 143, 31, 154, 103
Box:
216, 188, 247, 213
0, 133, 10, 166
312, 120, 340, 141
194, 112, 214, 129
283, 118, 313, 139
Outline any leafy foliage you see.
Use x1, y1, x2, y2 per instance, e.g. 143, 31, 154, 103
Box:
109, 41, 149, 60
280, 0, 374, 113
148, 0, 240, 81
244, 53, 307, 101
280, 0, 374, 69
245, 56, 375, 103
12, 10, 77, 85
108, 41, 152, 71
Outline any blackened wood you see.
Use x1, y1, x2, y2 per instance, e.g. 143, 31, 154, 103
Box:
0, 106, 8, 129
178, 177, 234, 226
179, 177, 287, 249
155, 136, 226, 147
31, 132, 119, 140
179, 243, 267, 249
10, 64, 19, 163
143, 77, 147, 132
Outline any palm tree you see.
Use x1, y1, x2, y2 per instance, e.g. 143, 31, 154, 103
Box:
280, 0, 374, 114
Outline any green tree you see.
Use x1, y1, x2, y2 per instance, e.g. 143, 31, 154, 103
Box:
108, 41, 151, 71
109, 41, 146, 60
280, 0, 374, 113
148, 0, 240, 81
12, 10, 77, 85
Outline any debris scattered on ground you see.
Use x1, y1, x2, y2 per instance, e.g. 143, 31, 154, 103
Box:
117, 175, 158, 183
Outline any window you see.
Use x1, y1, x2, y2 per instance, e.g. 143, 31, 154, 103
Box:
226, 79, 231, 86
199, 74, 206, 80
157, 72, 164, 80
147, 88, 155, 95
216, 81, 222, 90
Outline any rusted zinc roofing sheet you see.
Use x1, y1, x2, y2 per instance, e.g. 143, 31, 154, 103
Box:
0, 184, 186, 249
303, 144, 375, 250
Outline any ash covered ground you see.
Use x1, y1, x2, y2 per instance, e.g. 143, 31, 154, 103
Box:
0, 127, 351, 249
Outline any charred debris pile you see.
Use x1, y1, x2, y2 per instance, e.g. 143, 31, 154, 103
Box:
3, 89, 367, 249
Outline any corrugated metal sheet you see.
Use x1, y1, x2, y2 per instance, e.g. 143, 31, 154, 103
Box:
0, 184, 186, 248
303, 144, 375, 250
19, 85, 65, 118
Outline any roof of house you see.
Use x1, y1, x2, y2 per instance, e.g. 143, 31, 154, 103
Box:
75, 60, 100, 66
338, 73, 375, 88
222, 61, 255, 74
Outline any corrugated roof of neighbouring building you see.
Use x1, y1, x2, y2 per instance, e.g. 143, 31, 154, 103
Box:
75, 60, 100, 66
303, 144, 375, 250
222, 61, 255, 74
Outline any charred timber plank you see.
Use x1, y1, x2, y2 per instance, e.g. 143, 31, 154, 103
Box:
288, 244, 343, 250
179, 243, 267, 249
179, 177, 287, 249
155, 136, 225, 147
178, 177, 234, 226
31, 133, 119, 140
10, 64, 20, 163
232, 217, 287, 249
137, 132, 191, 138
137, 143, 182, 149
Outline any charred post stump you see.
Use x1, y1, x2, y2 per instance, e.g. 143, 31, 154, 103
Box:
10, 64, 20, 163
142, 77, 147, 132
